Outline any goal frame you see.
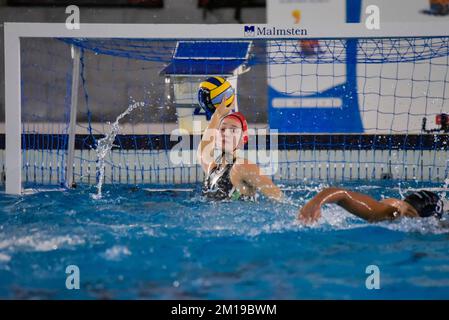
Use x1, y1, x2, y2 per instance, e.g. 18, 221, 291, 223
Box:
4, 22, 449, 194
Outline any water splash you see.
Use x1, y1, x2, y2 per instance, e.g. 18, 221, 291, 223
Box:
444, 156, 449, 191
92, 101, 145, 199
443, 164, 449, 211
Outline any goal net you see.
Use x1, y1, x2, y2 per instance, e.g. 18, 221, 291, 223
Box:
2, 24, 449, 193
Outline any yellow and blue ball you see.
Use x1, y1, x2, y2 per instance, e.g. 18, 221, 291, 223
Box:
198, 76, 235, 116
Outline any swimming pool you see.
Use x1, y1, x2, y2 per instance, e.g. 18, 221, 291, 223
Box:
0, 180, 448, 299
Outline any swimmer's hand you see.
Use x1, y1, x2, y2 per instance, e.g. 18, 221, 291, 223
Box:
298, 201, 322, 224
215, 96, 234, 118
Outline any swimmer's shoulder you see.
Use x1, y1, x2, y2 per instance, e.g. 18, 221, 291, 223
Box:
232, 158, 261, 169
380, 198, 403, 207
231, 158, 261, 178
380, 198, 419, 218
230, 159, 260, 191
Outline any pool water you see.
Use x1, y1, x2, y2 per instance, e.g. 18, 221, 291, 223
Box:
0, 180, 448, 299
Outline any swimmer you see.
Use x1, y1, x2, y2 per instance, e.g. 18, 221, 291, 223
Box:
298, 187, 447, 224
197, 97, 283, 201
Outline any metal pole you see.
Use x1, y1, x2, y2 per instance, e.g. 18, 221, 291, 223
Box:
5, 24, 22, 195
66, 45, 80, 188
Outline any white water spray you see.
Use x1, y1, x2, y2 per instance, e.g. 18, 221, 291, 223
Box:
443, 152, 448, 187
92, 101, 145, 199
443, 159, 449, 209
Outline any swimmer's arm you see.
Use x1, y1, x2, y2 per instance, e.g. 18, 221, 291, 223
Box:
197, 111, 221, 173
197, 98, 232, 173
234, 163, 284, 201
298, 187, 398, 223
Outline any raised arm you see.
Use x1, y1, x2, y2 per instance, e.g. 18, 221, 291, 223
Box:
197, 98, 233, 173
298, 187, 399, 223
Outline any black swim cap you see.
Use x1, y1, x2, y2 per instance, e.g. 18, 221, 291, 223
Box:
404, 190, 444, 219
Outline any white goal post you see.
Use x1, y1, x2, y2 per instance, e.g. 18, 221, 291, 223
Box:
4, 22, 449, 195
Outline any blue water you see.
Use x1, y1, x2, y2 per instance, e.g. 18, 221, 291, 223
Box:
0, 180, 448, 299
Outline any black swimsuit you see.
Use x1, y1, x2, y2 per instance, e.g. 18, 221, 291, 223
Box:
202, 163, 240, 201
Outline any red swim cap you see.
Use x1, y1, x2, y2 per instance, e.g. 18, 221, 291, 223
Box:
223, 112, 249, 145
